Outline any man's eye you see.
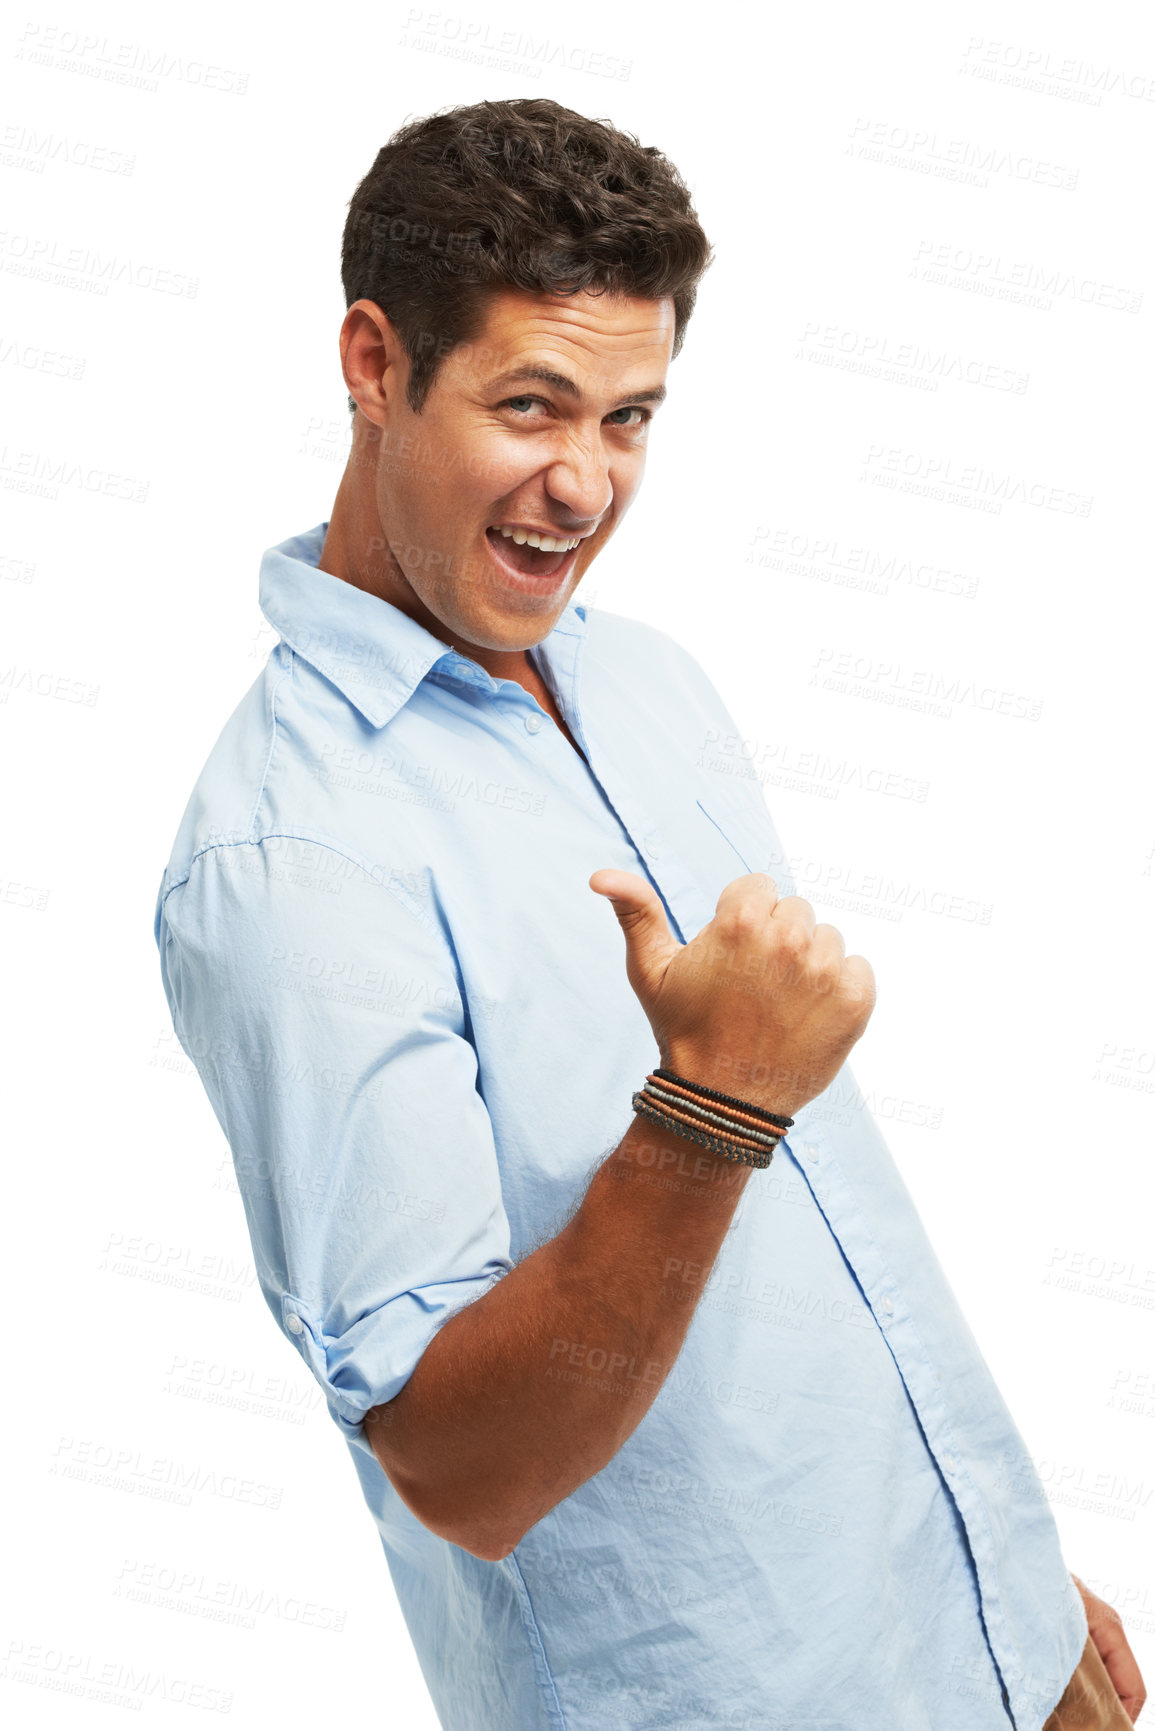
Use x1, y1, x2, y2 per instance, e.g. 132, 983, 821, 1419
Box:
605, 406, 651, 429
499, 397, 652, 428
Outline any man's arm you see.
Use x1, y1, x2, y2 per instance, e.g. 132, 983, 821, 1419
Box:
367, 1110, 753, 1560
366, 864, 875, 1559
156, 842, 517, 1459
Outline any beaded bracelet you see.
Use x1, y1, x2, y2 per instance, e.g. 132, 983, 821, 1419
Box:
641, 1080, 782, 1148
653, 1067, 793, 1128
631, 1066, 795, 1170
631, 1092, 776, 1168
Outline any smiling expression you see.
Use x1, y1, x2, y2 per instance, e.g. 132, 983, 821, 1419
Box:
333, 285, 677, 659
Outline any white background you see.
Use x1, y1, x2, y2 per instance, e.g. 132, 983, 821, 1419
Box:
3, 0, 1153, 1723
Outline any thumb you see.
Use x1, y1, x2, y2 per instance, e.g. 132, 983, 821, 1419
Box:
589, 868, 681, 999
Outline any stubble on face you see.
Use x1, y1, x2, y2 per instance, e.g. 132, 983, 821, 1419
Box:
323, 286, 676, 676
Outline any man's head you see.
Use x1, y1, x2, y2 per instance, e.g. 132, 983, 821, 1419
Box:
328, 98, 713, 657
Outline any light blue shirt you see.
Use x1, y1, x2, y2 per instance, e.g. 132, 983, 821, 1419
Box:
154, 522, 1087, 1731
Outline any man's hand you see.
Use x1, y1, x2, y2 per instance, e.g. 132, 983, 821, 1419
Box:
1072, 1573, 1147, 1723
589, 869, 875, 1120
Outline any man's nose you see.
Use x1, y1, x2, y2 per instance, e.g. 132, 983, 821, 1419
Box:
544, 436, 614, 526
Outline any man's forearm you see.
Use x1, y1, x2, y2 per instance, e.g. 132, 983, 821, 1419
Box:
364, 1110, 755, 1560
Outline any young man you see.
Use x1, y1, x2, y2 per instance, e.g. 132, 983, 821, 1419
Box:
154, 99, 1143, 1730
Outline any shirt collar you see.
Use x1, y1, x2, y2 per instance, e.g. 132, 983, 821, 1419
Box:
259, 521, 589, 730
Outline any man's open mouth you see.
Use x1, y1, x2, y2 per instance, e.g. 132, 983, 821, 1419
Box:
485, 524, 583, 580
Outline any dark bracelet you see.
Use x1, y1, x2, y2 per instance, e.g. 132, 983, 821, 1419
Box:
639, 1079, 783, 1147
631, 1093, 775, 1169
653, 1066, 794, 1128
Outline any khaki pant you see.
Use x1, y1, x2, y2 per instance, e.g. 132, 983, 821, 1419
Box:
1042, 1633, 1134, 1730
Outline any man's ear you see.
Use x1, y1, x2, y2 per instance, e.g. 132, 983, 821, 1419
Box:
340, 299, 408, 428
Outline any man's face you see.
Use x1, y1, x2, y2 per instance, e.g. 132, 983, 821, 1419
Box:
354, 285, 676, 653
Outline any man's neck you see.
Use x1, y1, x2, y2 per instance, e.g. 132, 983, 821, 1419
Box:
317, 497, 578, 738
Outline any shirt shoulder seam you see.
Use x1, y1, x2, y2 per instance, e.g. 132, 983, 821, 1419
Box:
159, 832, 445, 949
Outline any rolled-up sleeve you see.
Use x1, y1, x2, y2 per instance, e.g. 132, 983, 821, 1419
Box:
155, 838, 513, 1461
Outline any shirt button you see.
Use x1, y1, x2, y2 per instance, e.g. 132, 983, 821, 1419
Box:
643, 832, 660, 858
877, 1295, 893, 1318
803, 1144, 818, 1162
941, 1450, 958, 1474
525, 712, 543, 734
286, 1313, 304, 1335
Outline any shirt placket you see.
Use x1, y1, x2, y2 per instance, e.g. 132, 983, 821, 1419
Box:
793, 1121, 1019, 1717
535, 629, 717, 944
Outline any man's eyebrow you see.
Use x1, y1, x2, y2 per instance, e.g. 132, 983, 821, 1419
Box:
483, 365, 667, 408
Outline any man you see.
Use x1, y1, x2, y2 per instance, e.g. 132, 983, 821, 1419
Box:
154, 99, 1144, 1730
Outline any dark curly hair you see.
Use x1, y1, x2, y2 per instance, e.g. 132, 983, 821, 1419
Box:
340, 98, 715, 416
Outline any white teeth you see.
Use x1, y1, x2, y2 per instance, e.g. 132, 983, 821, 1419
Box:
494, 525, 579, 553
